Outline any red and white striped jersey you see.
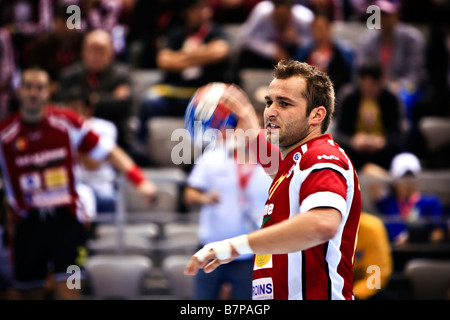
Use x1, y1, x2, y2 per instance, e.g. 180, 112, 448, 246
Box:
252, 134, 361, 300
0, 106, 115, 222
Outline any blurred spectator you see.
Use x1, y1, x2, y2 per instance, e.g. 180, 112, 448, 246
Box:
26, 4, 84, 97
334, 63, 403, 170
416, 0, 450, 119
64, 93, 118, 214
183, 142, 272, 299
56, 29, 148, 165
363, 153, 446, 245
236, 0, 314, 70
0, 27, 17, 120
0, 67, 157, 300
403, 0, 450, 159
127, 0, 183, 69
83, 0, 128, 59
356, 0, 426, 122
209, 0, 262, 24
294, 10, 353, 95
136, 0, 231, 143
353, 212, 393, 300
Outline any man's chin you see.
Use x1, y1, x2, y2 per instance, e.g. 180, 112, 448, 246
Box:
21, 107, 44, 123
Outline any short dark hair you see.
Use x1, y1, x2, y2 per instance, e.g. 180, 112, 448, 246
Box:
358, 63, 383, 80
21, 66, 50, 85
273, 59, 335, 133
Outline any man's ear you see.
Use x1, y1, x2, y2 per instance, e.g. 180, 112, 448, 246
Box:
309, 106, 326, 126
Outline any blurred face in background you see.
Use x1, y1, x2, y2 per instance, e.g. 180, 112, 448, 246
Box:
82, 30, 114, 73
273, 4, 292, 30
393, 174, 418, 201
359, 76, 381, 100
311, 15, 332, 45
184, 1, 213, 30
19, 70, 51, 123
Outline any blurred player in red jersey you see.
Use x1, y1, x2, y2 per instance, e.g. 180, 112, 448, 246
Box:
185, 60, 361, 300
0, 68, 157, 300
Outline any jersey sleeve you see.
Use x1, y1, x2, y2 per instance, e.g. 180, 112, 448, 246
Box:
299, 169, 348, 216
79, 129, 115, 161
298, 147, 349, 216
54, 108, 115, 161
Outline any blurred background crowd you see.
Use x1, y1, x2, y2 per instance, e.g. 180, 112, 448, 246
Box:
0, 0, 450, 300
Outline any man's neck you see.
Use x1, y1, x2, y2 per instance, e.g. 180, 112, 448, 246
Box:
279, 130, 324, 160
20, 107, 46, 125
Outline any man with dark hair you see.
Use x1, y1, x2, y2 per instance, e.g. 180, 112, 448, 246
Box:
136, 0, 231, 144
334, 63, 403, 170
294, 11, 354, 96
185, 60, 361, 300
236, 0, 314, 70
56, 29, 146, 165
0, 68, 157, 299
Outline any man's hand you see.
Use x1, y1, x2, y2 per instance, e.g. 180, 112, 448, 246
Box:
220, 84, 261, 136
202, 190, 220, 205
184, 242, 239, 275
184, 235, 253, 275
136, 180, 158, 207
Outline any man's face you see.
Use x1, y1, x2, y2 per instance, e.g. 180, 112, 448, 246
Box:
273, 5, 292, 29
18, 71, 50, 122
312, 16, 331, 44
264, 76, 310, 149
82, 38, 113, 73
359, 76, 381, 99
184, 2, 212, 30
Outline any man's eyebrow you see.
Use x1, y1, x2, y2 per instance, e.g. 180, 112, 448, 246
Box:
265, 95, 295, 103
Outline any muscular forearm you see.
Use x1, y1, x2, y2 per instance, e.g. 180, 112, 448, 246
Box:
247, 208, 342, 254
184, 207, 342, 275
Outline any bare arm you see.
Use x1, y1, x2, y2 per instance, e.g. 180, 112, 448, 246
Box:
106, 146, 158, 206
183, 186, 220, 208
157, 39, 230, 72
220, 84, 279, 177
185, 207, 342, 275
248, 207, 342, 254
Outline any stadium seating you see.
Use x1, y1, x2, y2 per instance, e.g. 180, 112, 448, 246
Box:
85, 254, 153, 300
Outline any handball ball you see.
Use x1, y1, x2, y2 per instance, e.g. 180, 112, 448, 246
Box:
184, 82, 238, 146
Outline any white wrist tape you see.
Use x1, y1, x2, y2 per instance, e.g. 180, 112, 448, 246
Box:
212, 241, 232, 260
229, 235, 253, 256
194, 235, 253, 262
